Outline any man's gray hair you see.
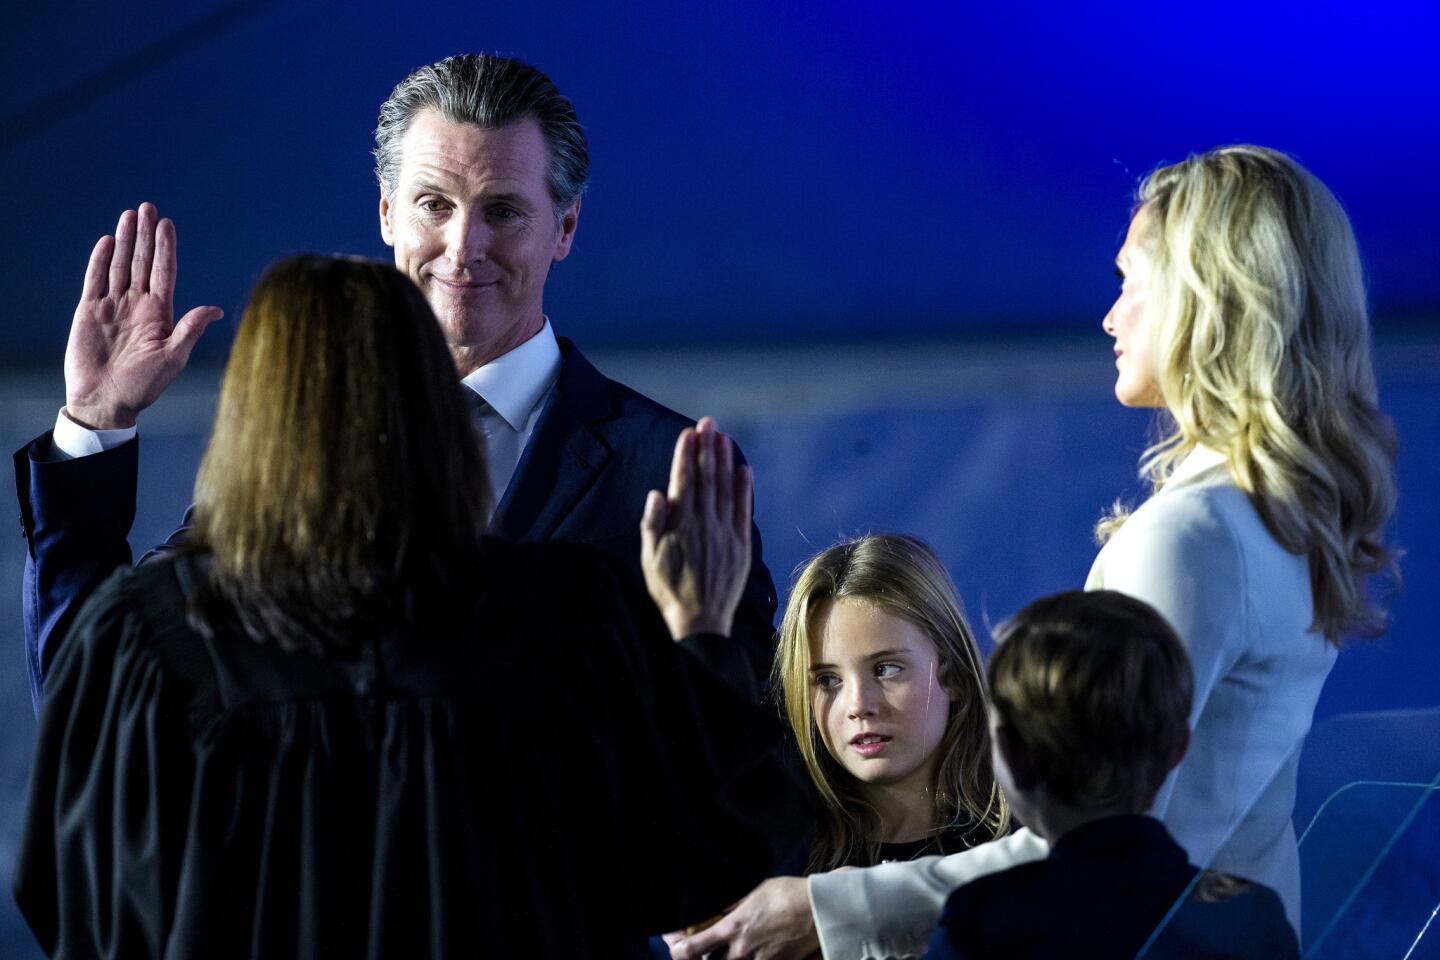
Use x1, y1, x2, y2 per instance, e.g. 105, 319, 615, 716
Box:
374, 54, 589, 213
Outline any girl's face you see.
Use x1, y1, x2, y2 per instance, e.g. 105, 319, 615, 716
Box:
809, 598, 955, 797
1103, 206, 1165, 409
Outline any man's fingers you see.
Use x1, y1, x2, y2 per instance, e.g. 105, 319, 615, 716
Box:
165, 306, 223, 366
640, 489, 666, 556
696, 420, 718, 518
108, 209, 136, 294
714, 430, 735, 525
668, 428, 696, 520
151, 217, 179, 303
81, 235, 115, 301
735, 463, 754, 541
666, 427, 690, 500
131, 203, 157, 292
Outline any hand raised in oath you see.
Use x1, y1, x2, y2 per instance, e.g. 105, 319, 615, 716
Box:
64, 202, 223, 429
641, 417, 753, 640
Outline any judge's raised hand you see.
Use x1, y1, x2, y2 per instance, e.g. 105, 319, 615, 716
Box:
641, 417, 753, 640
64, 203, 223, 429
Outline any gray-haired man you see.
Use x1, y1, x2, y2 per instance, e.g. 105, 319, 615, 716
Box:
20, 54, 779, 738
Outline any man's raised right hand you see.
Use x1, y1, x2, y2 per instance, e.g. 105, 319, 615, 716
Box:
63, 202, 223, 429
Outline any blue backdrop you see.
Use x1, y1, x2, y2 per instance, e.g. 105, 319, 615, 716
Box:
2, 1, 1437, 956
2, 0, 1437, 361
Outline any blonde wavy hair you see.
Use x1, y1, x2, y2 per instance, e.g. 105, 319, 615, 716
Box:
1099, 145, 1399, 645
773, 534, 1008, 872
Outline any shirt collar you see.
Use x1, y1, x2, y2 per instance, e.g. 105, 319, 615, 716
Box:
461, 319, 562, 431
1167, 444, 1228, 488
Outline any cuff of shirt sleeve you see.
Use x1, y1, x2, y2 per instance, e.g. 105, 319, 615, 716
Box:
51, 408, 138, 460
809, 870, 925, 960
809, 829, 1053, 960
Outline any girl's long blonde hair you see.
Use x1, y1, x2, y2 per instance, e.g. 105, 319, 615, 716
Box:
773, 534, 1008, 872
1100, 146, 1399, 644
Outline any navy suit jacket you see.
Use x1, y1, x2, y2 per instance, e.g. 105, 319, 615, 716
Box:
16, 337, 779, 708
926, 815, 1299, 960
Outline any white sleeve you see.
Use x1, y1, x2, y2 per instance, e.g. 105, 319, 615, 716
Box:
808, 828, 1049, 960
49, 408, 138, 461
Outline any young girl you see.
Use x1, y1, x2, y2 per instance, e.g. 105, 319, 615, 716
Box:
774, 533, 1008, 871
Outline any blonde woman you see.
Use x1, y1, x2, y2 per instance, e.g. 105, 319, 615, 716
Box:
774, 534, 1008, 871
670, 147, 1398, 959
1088, 144, 1398, 929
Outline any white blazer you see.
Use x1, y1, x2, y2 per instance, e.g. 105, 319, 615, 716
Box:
809, 447, 1331, 958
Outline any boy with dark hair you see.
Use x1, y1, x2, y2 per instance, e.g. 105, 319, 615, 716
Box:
927, 589, 1298, 959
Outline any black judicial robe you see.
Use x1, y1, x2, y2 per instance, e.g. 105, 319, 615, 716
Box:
15, 541, 790, 959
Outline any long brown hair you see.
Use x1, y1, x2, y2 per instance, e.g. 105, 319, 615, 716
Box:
187, 254, 487, 652
773, 534, 1008, 872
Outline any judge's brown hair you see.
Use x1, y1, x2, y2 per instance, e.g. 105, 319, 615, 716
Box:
989, 590, 1194, 813
187, 254, 487, 653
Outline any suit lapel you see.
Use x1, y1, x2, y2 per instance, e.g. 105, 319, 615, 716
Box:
490, 339, 614, 543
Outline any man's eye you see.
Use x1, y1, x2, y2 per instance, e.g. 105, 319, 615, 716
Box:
490, 206, 520, 221
875, 663, 903, 680
419, 199, 448, 213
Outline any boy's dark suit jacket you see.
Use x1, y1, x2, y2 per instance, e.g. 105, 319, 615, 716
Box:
15, 338, 779, 706
926, 815, 1299, 960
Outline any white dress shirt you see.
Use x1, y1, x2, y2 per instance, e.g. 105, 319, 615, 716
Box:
50, 412, 137, 459
50, 320, 564, 528
460, 320, 563, 522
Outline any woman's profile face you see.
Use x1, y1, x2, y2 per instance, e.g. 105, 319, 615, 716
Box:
1103, 206, 1164, 408
808, 598, 954, 796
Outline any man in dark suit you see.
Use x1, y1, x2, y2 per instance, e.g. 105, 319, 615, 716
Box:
15, 53, 777, 707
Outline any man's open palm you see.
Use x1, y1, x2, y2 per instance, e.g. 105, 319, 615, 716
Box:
64, 202, 222, 429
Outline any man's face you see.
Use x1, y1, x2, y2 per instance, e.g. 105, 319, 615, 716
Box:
380, 109, 579, 376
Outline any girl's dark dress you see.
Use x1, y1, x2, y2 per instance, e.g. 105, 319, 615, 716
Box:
863, 821, 993, 866
15, 540, 790, 959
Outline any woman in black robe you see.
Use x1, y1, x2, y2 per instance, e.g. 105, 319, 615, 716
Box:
14, 254, 786, 959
